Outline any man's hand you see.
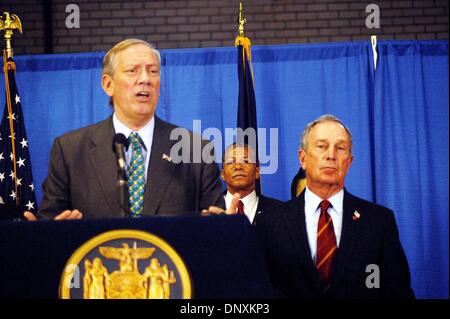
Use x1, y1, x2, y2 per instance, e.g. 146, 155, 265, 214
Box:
201, 193, 240, 216
23, 209, 83, 221
23, 211, 37, 221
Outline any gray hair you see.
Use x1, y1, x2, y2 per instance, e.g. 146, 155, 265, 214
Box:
300, 114, 353, 153
102, 38, 161, 77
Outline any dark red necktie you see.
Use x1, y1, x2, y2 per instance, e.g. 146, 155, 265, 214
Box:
237, 200, 245, 214
316, 199, 336, 285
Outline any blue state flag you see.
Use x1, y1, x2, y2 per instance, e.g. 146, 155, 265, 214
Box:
236, 34, 261, 193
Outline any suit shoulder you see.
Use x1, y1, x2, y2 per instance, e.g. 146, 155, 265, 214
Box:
157, 117, 215, 156
254, 197, 300, 231
259, 195, 283, 208
259, 197, 298, 219
56, 118, 110, 144
346, 192, 394, 221
156, 117, 179, 132
156, 117, 207, 142
260, 194, 283, 203
349, 193, 392, 212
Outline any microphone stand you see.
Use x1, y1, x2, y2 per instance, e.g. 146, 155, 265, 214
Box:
113, 133, 130, 217
117, 166, 129, 217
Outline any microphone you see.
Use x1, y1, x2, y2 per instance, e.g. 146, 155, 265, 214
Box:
113, 133, 128, 170
113, 133, 130, 216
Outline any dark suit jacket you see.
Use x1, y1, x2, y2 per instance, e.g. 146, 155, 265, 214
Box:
254, 195, 283, 225
255, 189, 415, 299
39, 116, 225, 219
223, 192, 282, 224
256, 194, 283, 213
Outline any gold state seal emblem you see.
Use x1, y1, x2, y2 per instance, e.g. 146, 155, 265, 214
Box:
59, 230, 191, 299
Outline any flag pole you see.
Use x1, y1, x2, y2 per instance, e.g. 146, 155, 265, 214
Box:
1, 12, 23, 206
234, 3, 261, 193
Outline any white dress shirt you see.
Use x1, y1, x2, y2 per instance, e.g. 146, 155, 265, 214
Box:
225, 190, 259, 224
304, 186, 344, 262
112, 113, 155, 180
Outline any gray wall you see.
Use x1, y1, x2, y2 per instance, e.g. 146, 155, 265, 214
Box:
2, 0, 448, 55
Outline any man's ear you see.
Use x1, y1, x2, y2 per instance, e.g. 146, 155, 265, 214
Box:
255, 165, 261, 180
299, 148, 306, 170
347, 154, 354, 169
220, 168, 225, 181
101, 74, 114, 97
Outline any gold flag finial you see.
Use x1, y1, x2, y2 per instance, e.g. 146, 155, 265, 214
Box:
237, 2, 246, 37
235, 2, 251, 48
0, 12, 23, 59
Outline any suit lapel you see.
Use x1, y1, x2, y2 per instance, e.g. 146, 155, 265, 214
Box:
255, 195, 265, 214
330, 190, 364, 284
87, 117, 122, 215
253, 195, 265, 226
142, 117, 177, 215
287, 192, 323, 290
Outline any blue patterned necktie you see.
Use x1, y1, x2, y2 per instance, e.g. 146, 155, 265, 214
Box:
127, 133, 145, 217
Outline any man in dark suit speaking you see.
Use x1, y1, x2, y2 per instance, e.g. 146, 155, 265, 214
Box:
255, 114, 415, 298
25, 39, 224, 220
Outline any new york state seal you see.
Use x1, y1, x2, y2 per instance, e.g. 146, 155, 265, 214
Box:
59, 230, 192, 299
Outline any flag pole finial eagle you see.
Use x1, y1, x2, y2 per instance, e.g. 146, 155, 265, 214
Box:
237, 2, 246, 38
235, 3, 251, 48
0, 12, 23, 59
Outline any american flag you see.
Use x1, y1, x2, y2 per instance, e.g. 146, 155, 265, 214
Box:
0, 55, 37, 220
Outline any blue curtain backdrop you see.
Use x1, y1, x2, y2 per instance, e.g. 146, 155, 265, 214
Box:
0, 40, 447, 298
372, 41, 449, 299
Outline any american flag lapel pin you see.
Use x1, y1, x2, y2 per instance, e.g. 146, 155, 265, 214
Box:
352, 210, 360, 221
162, 153, 172, 162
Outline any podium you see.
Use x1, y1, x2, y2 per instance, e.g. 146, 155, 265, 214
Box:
0, 215, 275, 299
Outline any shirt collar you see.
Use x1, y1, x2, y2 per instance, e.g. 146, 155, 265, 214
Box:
112, 113, 155, 151
304, 186, 344, 216
225, 189, 257, 207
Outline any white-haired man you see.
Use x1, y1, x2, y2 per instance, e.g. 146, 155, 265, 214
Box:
25, 39, 224, 220
255, 114, 415, 298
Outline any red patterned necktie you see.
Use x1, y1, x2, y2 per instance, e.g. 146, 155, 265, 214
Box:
237, 200, 245, 214
316, 199, 336, 285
